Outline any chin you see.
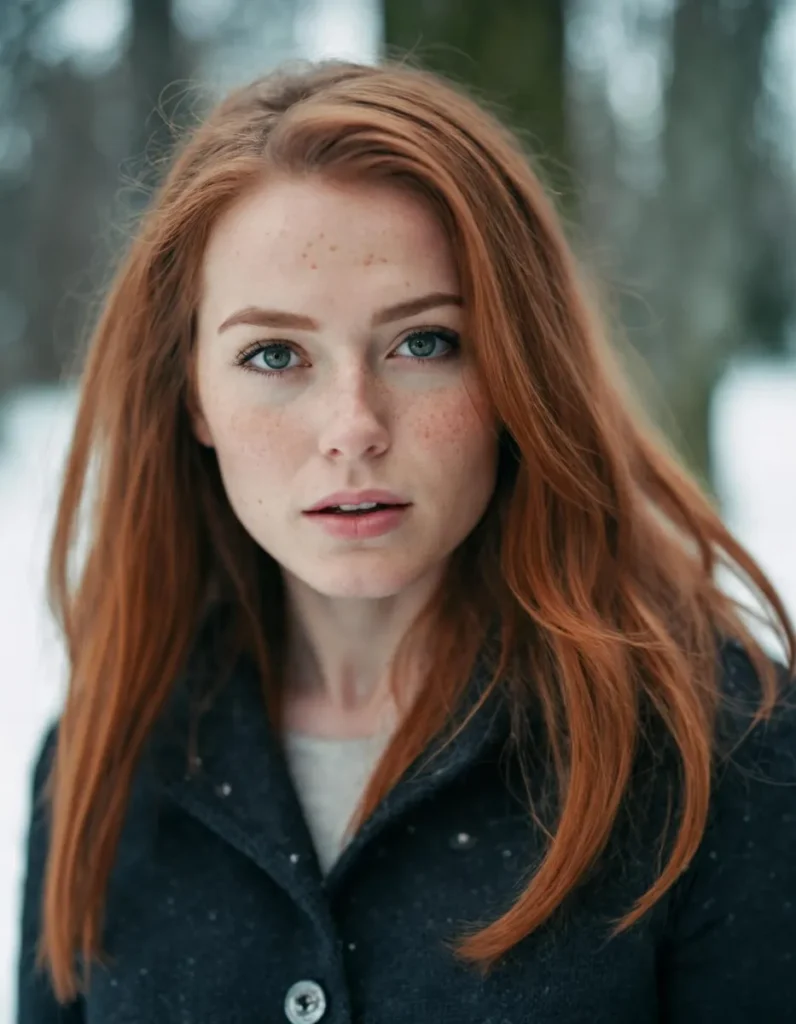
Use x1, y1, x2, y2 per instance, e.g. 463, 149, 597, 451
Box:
309, 576, 414, 601
300, 562, 429, 601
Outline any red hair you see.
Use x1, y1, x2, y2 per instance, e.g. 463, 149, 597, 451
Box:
38, 58, 794, 1000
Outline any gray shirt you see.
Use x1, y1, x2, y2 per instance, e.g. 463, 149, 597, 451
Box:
282, 729, 393, 874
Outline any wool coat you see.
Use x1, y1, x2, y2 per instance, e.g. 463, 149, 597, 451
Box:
16, 624, 796, 1024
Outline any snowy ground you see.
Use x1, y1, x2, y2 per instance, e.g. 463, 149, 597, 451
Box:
1, 362, 795, 1016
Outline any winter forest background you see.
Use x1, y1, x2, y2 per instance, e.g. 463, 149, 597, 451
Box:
2, 0, 796, 1016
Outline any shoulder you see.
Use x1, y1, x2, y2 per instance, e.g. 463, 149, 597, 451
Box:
20, 721, 61, 891
33, 720, 60, 777
665, 636, 796, 920
27, 720, 60, 819
653, 640, 796, 1017
711, 637, 796, 782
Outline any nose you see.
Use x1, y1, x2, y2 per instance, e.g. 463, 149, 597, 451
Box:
316, 369, 391, 461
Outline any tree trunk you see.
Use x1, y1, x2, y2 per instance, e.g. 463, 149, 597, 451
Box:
382, 0, 570, 201
8, 0, 192, 389
128, 0, 190, 195
15, 64, 110, 387
623, 0, 777, 491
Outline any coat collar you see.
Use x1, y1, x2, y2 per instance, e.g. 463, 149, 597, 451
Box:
145, 610, 512, 916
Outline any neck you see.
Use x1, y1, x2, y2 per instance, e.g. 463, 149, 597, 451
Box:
279, 570, 441, 719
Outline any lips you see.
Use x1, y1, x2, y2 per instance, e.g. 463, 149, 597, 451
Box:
304, 489, 410, 513
303, 502, 411, 538
309, 503, 402, 514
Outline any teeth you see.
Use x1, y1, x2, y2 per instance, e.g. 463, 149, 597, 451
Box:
336, 502, 379, 511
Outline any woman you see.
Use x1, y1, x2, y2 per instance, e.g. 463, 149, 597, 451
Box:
16, 58, 796, 1023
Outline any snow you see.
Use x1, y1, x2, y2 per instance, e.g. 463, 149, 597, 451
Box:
1, 361, 795, 1015
712, 360, 796, 633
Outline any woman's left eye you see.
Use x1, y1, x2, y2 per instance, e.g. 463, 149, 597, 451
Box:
395, 329, 460, 361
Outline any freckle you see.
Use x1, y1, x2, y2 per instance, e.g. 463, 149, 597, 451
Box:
330, 245, 338, 251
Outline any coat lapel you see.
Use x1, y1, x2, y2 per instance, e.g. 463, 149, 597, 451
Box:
147, 613, 512, 912
150, 648, 330, 922
326, 645, 511, 890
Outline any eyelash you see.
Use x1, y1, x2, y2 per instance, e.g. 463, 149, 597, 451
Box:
233, 328, 461, 378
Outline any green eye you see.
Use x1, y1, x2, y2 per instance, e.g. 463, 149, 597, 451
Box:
259, 345, 293, 370
236, 342, 300, 376
396, 329, 460, 360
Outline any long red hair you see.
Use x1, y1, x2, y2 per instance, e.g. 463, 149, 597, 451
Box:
38, 58, 794, 1001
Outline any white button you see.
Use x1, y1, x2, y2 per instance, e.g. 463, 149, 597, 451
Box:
284, 979, 327, 1024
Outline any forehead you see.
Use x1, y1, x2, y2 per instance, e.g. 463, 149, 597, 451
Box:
199, 176, 459, 312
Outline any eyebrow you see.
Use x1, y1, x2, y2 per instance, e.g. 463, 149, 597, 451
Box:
217, 291, 464, 333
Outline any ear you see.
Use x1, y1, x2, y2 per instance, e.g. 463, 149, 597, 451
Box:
191, 410, 214, 448
185, 375, 214, 448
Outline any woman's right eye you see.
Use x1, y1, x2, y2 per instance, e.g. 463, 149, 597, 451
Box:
235, 342, 300, 376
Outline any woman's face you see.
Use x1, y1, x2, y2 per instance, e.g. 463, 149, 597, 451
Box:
192, 175, 498, 600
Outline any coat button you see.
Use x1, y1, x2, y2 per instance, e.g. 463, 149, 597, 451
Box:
284, 979, 327, 1023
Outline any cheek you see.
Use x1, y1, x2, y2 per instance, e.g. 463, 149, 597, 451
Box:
215, 404, 304, 479
408, 388, 495, 466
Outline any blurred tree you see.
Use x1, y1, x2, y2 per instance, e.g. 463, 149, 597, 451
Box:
16, 60, 109, 390
0, 0, 300, 406
621, 0, 782, 490
0, 0, 62, 399
383, 0, 571, 201
0, 0, 192, 397
127, 0, 193, 198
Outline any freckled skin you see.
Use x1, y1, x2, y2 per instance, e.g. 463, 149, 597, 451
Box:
192, 176, 498, 609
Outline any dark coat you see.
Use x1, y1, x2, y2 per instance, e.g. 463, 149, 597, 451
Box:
16, 628, 796, 1024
